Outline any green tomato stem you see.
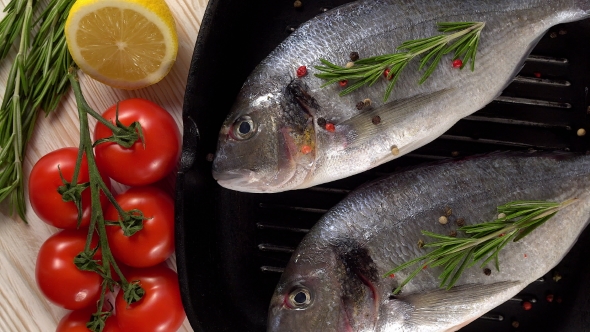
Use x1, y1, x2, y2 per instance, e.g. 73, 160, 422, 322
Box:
68, 69, 137, 296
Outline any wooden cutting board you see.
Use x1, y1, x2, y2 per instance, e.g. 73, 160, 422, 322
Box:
0, 0, 208, 330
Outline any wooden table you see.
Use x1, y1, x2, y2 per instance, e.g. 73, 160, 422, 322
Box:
0, 0, 209, 330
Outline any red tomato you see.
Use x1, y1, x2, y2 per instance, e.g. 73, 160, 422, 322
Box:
115, 265, 185, 332
105, 186, 174, 267
56, 307, 122, 332
35, 229, 102, 310
93, 98, 181, 186
28, 147, 111, 229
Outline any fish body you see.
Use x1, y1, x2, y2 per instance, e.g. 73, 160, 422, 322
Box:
212, 0, 590, 193
267, 152, 590, 331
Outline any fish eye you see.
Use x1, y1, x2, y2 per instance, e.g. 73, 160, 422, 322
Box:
287, 287, 312, 309
231, 115, 257, 140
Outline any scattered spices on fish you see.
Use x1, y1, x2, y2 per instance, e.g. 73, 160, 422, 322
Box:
534, 72, 541, 78
524, 253, 527, 258
363, 98, 371, 106
417, 239, 425, 248
301, 145, 312, 154
522, 301, 533, 310
325, 122, 336, 132
438, 216, 448, 225
552, 271, 562, 282
577, 128, 586, 136
345, 61, 354, 68
499, 233, 505, 237
483, 268, 492, 276
372, 115, 381, 125
390, 145, 400, 156
422, 264, 428, 270
388, 273, 395, 278
349, 51, 359, 61
497, 212, 506, 219
546, 293, 554, 302
339, 80, 348, 87
449, 230, 457, 237
452, 59, 463, 68
512, 321, 520, 328
356, 101, 366, 110
456, 218, 465, 227
317, 117, 327, 127
296, 65, 307, 77
293, 0, 302, 8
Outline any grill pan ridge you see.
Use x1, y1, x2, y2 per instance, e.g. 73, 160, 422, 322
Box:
176, 1, 590, 331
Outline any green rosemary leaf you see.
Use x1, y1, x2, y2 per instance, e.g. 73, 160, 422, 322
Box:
419, 50, 444, 84
444, 248, 474, 289
513, 212, 556, 242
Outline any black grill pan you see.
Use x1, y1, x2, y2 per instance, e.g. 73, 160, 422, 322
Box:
176, 1, 590, 331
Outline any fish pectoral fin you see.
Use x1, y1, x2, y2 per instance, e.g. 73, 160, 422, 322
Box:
401, 281, 521, 326
340, 88, 453, 148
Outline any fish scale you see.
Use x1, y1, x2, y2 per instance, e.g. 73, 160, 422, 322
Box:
268, 152, 590, 331
212, 0, 590, 193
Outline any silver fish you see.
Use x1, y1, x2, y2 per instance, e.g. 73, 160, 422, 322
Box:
212, 0, 590, 193
267, 151, 590, 331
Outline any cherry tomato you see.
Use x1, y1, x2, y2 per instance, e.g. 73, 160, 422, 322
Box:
105, 186, 174, 268
93, 98, 181, 186
115, 265, 185, 332
35, 229, 102, 310
29, 147, 111, 229
56, 307, 122, 332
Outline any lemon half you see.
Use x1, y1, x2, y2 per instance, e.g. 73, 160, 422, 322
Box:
65, 0, 178, 90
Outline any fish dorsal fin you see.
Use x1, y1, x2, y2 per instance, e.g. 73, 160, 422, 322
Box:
387, 281, 522, 329
339, 88, 453, 148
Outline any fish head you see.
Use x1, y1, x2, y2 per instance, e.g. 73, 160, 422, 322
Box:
267, 238, 381, 331
213, 78, 318, 193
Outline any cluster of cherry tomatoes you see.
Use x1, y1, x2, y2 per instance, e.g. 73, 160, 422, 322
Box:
29, 98, 185, 332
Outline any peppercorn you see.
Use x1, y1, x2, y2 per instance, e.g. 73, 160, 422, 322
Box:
449, 230, 457, 237
356, 101, 365, 110
372, 116, 381, 125
438, 216, 448, 225
452, 59, 463, 68
483, 268, 491, 276
522, 301, 532, 310
296, 65, 307, 78
339, 80, 348, 87
300, 145, 312, 154
294, 0, 302, 8
317, 117, 327, 127
390, 145, 400, 156
325, 122, 336, 132
456, 218, 465, 227
350, 51, 359, 61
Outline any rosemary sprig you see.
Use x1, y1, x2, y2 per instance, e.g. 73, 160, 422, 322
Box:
0, 0, 74, 221
315, 21, 485, 101
386, 198, 578, 295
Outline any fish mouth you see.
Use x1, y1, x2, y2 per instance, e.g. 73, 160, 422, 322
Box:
212, 169, 261, 192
